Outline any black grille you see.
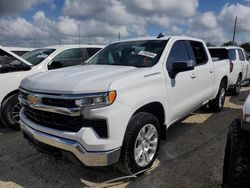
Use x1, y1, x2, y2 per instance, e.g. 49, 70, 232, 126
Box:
42, 98, 77, 108
24, 106, 108, 138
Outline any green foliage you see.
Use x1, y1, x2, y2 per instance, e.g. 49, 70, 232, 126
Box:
240, 43, 250, 53
222, 41, 237, 46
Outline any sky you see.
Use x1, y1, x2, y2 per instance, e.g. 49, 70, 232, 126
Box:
0, 0, 250, 47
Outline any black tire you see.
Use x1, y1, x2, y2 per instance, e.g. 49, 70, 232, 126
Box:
230, 75, 242, 96
117, 112, 161, 175
1, 93, 22, 130
209, 80, 226, 112
222, 119, 250, 188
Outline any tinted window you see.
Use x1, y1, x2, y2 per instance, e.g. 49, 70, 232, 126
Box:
86, 48, 101, 58
22, 49, 55, 65
87, 40, 168, 68
208, 48, 229, 60
166, 40, 190, 72
11, 51, 29, 56
190, 41, 208, 65
237, 49, 245, 61
228, 49, 236, 61
51, 48, 84, 68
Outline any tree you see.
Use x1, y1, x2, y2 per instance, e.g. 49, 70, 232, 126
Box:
240, 42, 250, 53
222, 41, 237, 46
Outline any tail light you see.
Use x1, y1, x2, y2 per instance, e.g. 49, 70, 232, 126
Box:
230, 60, 233, 73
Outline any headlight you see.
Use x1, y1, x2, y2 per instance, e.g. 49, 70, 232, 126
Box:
243, 113, 250, 123
75, 91, 116, 108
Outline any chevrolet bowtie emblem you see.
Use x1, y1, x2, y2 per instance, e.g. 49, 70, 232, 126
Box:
27, 95, 41, 105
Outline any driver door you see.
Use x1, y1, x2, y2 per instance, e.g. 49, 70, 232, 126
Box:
165, 40, 199, 122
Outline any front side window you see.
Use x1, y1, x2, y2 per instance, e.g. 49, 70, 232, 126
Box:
228, 49, 236, 61
50, 48, 84, 69
87, 40, 168, 68
166, 40, 191, 72
190, 41, 208, 65
22, 49, 55, 65
237, 49, 245, 61
86, 48, 102, 58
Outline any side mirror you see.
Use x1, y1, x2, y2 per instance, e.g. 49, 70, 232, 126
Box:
169, 60, 194, 79
48, 61, 63, 70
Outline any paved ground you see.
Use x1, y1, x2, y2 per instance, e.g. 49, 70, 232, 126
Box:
0, 86, 249, 188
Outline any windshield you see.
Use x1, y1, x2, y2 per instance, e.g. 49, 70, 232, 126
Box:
22, 48, 55, 65
87, 40, 168, 67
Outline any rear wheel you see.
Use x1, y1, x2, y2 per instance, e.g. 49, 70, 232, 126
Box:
222, 119, 250, 188
230, 75, 242, 96
2, 93, 22, 130
209, 80, 226, 112
117, 112, 161, 175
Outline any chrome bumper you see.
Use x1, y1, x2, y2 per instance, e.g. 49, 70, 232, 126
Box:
20, 120, 121, 167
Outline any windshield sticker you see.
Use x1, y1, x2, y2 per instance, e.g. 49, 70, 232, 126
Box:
37, 54, 48, 58
138, 51, 157, 58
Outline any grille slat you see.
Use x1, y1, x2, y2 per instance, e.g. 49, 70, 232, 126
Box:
23, 106, 108, 138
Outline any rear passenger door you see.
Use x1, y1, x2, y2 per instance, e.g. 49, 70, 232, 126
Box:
188, 41, 214, 103
166, 40, 199, 122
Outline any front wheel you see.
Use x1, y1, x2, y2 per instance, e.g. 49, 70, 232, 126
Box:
209, 81, 226, 112
117, 112, 161, 175
222, 119, 250, 188
1, 93, 22, 130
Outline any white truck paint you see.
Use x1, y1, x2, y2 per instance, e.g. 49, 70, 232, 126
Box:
0, 44, 104, 128
209, 46, 250, 95
19, 36, 230, 174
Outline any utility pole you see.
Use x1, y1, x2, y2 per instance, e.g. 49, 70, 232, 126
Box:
232, 16, 237, 45
118, 32, 120, 41
78, 24, 81, 45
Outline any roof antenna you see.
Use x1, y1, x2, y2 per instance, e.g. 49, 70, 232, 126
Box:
157, 33, 165, 38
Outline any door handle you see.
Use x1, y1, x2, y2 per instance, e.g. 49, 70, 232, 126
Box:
209, 70, 214, 73
191, 73, 197, 79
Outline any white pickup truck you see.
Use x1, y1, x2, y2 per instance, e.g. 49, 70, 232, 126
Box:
209, 46, 250, 95
0, 45, 104, 129
19, 36, 230, 174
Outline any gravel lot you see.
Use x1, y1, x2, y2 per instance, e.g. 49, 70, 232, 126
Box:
0, 86, 249, 188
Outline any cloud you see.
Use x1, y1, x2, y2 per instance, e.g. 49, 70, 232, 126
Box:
0, 0, 56, 16
123, 0, 198, 17
1, 0, 250, 47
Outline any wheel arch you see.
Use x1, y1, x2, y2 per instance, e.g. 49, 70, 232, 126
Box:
132, 101, 166, 140
1, 89, 19, 106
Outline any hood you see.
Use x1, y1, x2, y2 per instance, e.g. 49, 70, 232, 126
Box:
0, 46, 32, 66
20, 65, 140, 94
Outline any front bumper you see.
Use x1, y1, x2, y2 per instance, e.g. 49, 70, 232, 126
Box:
20, 119, 121, 167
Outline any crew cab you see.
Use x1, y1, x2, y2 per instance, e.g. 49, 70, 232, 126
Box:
19, 36, 230, 174
209, 46, 250, 95
0, 45, 104, 129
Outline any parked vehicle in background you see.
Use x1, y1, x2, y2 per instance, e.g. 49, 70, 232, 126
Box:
0, 44, 104, 129
222, 94, 250, 188
5, 47, 36, 56
209, 46, 250, 95
19, 36, 230, 174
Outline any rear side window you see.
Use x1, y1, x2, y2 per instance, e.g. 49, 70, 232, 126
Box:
86, 48, 101, 58
166, 40, 191, 72
208, 48, 228, 60
190, 41, 208, 65
237, 49, 245, 61
228, 49, 236, 61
